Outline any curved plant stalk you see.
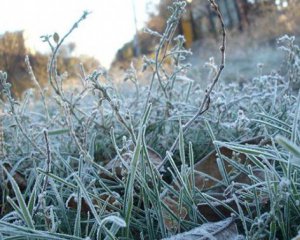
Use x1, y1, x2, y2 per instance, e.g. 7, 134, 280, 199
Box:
47, 11, 90, 95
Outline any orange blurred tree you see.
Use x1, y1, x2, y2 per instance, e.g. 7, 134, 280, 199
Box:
0, 31, 32, 97
0, 31, 100, 97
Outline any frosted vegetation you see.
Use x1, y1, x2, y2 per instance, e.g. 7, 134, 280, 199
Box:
1, 1, 300, 239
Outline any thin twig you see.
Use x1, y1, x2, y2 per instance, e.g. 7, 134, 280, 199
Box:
25, 55, 50, 121
42, 130, 52, 192
32, 130, 52, 216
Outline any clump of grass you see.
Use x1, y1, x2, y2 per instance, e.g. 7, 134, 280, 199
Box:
0, 0, 300, 239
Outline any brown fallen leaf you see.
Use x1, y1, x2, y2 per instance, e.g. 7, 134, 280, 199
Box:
162, 217, 243, 240
193, 136, 269, 190
66, 193, 117, 213
66, 195, 93, 213
163, 196, 188, 232
147, 146, 164, 169
1, 163, 27, 191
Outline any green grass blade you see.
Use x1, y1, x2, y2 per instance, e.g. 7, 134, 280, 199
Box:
73, 175, 102, 226
123, 125, 144, 237
276, 135, 300, 162
1, 166, 34, 229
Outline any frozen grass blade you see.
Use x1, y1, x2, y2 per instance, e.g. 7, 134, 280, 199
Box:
141, 132, 167, 237
205, 120, 230, 185
123, 103, 151, 237
139, 153, 155, 239
196, 190, 225, 220
100, 215, 126, 230
0, 220, 84, 240
179, 119, 186, 168
256, 113, 291, 129
276, 135, 300, 161
233, 194, 249, 237
123, 125, 144, 238
248, 166, 261, 217
73, 175, 102, 225
214, 141, 276, 159
88, 132, 97, 161
188, 142, 196, 212
74, 154, 84, 237
166, 152, 193, 203
27, 175, 41, 215
49, 178, 72, 235
252, 119, 291, 134
6, 196, 23, 219
0, 165, 34, 229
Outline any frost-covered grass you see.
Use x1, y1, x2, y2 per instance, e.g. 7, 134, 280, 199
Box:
1, 1, 300, 239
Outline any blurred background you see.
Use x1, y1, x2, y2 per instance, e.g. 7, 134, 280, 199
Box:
0, 0, 299, 97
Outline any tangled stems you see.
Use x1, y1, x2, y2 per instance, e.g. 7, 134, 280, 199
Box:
158, 0, 226, 171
